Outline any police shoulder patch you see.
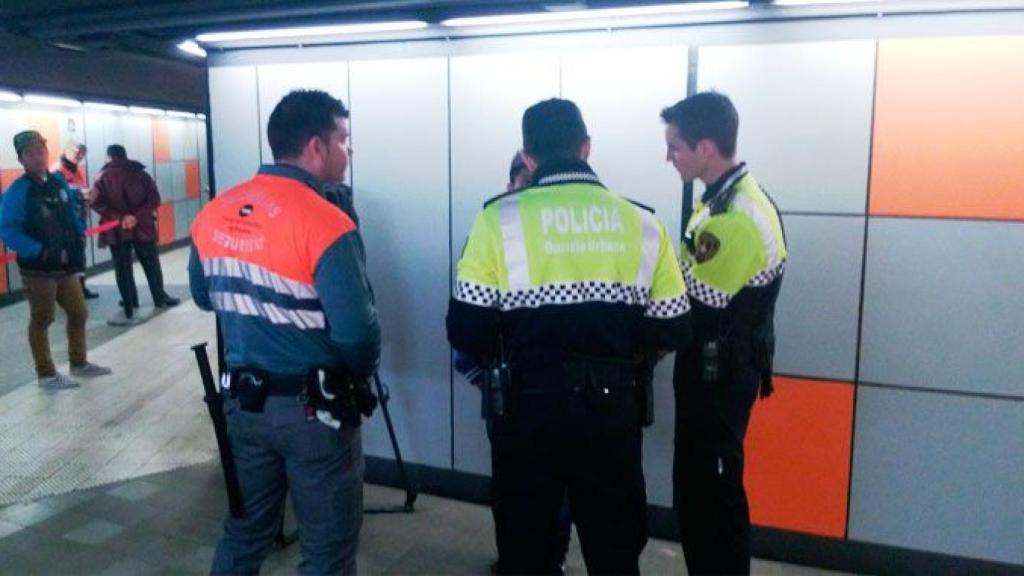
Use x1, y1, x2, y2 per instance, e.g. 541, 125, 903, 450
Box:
695, 231, 720, 263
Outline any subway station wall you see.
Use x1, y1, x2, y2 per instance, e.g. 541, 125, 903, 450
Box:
0, 101, 209, 293
208, 12, 1024, 567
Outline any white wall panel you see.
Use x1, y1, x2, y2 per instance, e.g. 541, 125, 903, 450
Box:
349, 57, 451, 468
209, 66, 260, 193
449, 51, 561, 474
698, 41, 876, 214
561, 45, 688, 505
255, 62, 350, 170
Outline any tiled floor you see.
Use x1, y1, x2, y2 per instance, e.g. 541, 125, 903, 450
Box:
0, 248, 857, 574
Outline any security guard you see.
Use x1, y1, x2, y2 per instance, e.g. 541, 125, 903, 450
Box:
448, 99, 691, 575
661, 91, 787, 575
190, 90, 380, 575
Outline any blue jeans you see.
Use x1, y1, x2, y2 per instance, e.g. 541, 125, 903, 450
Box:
211, 394, 364, 575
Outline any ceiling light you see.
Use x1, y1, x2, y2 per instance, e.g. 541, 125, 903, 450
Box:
177, 40, 207, 58
167, 110, 197, 118
196, 20, 429, 44
197, 113, 207, 120
129, 106, 166, 116
85, 101, 128, 112
24, 94, 82, 108
442, 1, 748, 27
773, 0, 883, 5
0, 90, 22, 102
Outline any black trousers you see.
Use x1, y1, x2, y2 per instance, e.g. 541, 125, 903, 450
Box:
110, 240, 167, 311
490, 362, 647, 575
673, 340, 761, 575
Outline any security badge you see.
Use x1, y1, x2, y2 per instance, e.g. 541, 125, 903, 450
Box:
695, 231, 720, 263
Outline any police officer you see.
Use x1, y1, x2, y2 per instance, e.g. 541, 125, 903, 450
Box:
661, 91, 787, 575
190, 89, 380, 575
448, 99, 691, 575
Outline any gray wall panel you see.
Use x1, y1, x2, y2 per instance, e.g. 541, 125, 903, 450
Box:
861, 219, 1024, 397
698, 41, 875, 214
171, 161, 186, 203
209, 66, 260, 194
774, 215, 863, 381
350, 57, 452, 469
849, 386, 1024, 564
255, 62, 350, 168
173, 201, 190, 240
449, 52, 561, 475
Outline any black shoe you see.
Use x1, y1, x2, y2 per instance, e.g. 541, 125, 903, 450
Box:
83, 288, 100, 299
155, 296, 180, 308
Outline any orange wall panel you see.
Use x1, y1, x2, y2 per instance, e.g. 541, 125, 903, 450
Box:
1, 168, 25, 192
153, 118, 172, 162
870, 36, 1024, 220
745, 377, 854, 538
157, 204, 175, 245
185, 160, 201, 199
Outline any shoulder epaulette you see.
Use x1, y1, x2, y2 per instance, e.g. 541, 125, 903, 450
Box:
625, 197, 655, 214
483, 188, 525, 209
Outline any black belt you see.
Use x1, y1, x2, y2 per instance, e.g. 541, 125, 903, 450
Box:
227, 368, 309, 396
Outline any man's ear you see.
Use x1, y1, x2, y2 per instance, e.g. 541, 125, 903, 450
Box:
521, 150, 539, 172
579, 136, 591, 161
696, 138, 717, 161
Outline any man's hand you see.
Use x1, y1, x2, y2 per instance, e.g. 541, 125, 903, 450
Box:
122, 215, 138, 230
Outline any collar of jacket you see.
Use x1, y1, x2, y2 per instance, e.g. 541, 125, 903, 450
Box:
701, 161, 748, 205
60, 155, 79, 174
530, 158, 605, 188
259, 163, 325, 196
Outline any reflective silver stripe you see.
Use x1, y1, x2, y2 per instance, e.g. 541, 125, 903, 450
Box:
454, 280, 500, 308
635, 207, 661, 291
203, 257, 318, 300
537, 172, 602, 186
731, 191, 783, 270
499, 196, 531, 292
645, 294, 692, 319
209, 291, 326, 330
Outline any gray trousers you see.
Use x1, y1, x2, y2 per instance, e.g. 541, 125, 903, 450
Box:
211, 395, 364, 575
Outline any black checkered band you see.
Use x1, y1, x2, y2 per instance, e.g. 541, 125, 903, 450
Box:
645, 294, 691, 319
455, 281, 501, 308
748, 260, 786, 287
499, 281, 650, 311
683, 266, 731, 309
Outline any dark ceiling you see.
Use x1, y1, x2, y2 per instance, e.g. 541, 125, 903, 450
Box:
0, 0, 744, 64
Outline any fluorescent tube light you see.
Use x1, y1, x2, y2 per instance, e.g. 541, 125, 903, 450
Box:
197, 113, 207, 120
0, 90, 22, 102
442, 1, 748, 27
129, 106, 166, 116
85, 101, 129, 112
177, 40, 207, 58
167, 110, 197, 118
196, 20, 428, 44
774, 0, 883, 5
24, 94, 82, 108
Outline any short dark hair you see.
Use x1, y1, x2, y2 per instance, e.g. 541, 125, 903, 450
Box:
107, 144, 127, 160
267, 89, 349, 161
522, 98, 588, 166
660, 91, 739, 158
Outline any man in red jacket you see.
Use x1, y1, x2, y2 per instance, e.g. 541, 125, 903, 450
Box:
91, 144, 179, 319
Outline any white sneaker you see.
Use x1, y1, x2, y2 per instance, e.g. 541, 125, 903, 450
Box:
39, 373, 81, 390
70, 362, 112, 378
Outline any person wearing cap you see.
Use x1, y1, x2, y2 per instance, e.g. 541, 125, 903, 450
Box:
51, 140, 99, 299
0, 130, 112, 390
448, 99, 691, 574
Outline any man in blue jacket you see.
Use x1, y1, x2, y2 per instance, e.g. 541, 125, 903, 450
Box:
0, 130, 111, 390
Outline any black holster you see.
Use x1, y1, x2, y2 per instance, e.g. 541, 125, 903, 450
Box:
481, 361, 512, 421
307, 369, 378, 428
